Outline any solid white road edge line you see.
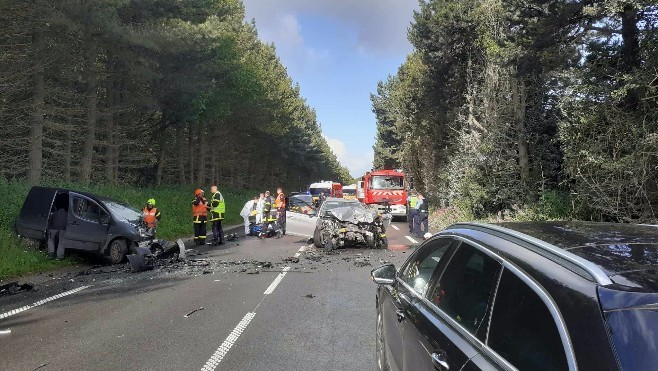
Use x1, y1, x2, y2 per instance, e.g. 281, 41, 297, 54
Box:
391, 225, 400, 231
200, 312, 256, 371
405, 236, 419, 244
263, 266, 290, 295
0, 285, 91, 321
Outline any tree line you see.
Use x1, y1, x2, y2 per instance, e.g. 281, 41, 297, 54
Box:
0, 0, 352, 191
372, 0, 658, 222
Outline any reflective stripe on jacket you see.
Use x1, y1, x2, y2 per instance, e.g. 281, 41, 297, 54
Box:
193, 197, 208, 219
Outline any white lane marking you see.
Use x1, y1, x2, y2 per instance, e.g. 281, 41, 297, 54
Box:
391, 225, 400, 231
293, 245, 306, 258
200, 312, 256, 371
263, 267, 290, 295
0, 285, 90, 320
405, 236, 419, 244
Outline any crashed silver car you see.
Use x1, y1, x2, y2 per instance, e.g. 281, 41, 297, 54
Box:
313, 198, 390, 251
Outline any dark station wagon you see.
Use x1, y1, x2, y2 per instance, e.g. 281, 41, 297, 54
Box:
14, 186, 153, 264
372, 221, 658, 371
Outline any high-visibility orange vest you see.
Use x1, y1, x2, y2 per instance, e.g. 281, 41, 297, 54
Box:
143, 207, 158, 228
192, 198, 208, 217
275, 193, 286, 209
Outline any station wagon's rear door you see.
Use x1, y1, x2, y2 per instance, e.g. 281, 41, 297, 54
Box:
14, 186, 58, 240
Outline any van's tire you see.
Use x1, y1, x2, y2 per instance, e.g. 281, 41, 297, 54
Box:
107, 239, 127, 264
313, 228, 323, 248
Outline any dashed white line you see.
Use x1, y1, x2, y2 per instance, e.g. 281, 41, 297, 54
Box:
293, 245, 306, 258
263, 267, 290, 295
200, 312, 256, 371
405, 236, 419, 244
0, 285, 90, 321
391, 225, 400, 231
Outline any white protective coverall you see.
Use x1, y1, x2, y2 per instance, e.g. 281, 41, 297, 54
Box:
256, 196, 265, 224
240, 200, 256, 234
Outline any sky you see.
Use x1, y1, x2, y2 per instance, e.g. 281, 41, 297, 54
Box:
241, 0, 419, 178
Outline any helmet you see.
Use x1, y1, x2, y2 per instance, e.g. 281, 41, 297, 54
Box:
147, 198, 156, 206
195, 189, 203, 197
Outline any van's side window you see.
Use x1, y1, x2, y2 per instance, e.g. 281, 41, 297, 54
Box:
488, 269, 568, 371
73, 197, 101, 222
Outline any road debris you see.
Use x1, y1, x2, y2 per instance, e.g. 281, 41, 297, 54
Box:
183, 307, 204, 318
354, 256, 372, 267
304, 294, 315, 298
283, 256, 299, 263
0, 282, 33, 297
33, 363, 49, 371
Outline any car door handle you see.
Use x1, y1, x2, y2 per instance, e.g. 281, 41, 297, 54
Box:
396, 309, 405, 322
431, 352, 449, 370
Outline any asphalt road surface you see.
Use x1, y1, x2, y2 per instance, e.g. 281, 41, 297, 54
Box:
0, 221, 419, 371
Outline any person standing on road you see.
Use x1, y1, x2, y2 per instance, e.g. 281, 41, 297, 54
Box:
407, 191, 419, 233
240, 196, 258, 236
209, 185, 226, 245
192, 189, 208, 245
275, 187, 286, 234
142, 198, 161, 235
262, 190, 278, 235
256, 193, 265, 224
318, 191, 327, 208
413, 194, 429, 238
48, 206, 68, 259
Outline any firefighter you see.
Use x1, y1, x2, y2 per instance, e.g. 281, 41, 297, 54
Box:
209, 185, 226, 245
275, 187, 286, 233
262, 191, 278, 237
142, 198, 161, 233
192, 189, 208, 245
407, 191, 419, 233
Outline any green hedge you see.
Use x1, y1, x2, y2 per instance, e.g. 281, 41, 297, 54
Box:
0, 179, 257, 279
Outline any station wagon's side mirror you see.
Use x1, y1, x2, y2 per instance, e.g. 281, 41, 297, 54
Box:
371, 264, 396, 285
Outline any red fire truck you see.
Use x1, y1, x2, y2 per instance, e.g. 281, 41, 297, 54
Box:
362, 169, 408, 220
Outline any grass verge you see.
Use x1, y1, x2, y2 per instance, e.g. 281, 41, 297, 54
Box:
0, 179, 257, 280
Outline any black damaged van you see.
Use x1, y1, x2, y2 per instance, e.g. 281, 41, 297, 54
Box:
14, 186, 153, 264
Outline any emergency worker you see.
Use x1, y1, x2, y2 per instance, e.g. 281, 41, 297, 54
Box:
407, 191, 419, 233
240, 196, 259, 236
262, 191, 278, 235
192, 189, 208, 245
413, 193, 429, 238
142, 198, 161, 231
256, 193, 265, 224
209, 185, 225, 245
275, 187, 286, 233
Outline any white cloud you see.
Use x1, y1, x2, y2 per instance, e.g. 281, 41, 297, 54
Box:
243, 0, 418, 55
325, 136, 373, 178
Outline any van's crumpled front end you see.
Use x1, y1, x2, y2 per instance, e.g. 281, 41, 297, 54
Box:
319, 206, 388, 250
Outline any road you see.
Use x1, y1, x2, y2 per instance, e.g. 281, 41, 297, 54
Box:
0, 221, 419, 371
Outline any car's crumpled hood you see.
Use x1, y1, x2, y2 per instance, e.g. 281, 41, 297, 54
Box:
327, 206, 378, 224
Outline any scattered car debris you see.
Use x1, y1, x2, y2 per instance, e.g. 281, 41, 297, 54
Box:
283, 256, 299, 263
33, 362, 49, 371
226, 233, 239, 242
183, 307, 204, 318
127, 247, 155, 273
354, 256, 372, 267
0, 282, 33, 297
304, 294, 315, 298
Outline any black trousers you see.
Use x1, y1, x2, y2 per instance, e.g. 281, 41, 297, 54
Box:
408, 209, 418, 232
194, 217, 207, 245
212, 220, 224, 244
413, 213, 429, 237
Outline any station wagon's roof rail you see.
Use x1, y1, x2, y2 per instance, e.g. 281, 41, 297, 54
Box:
447, 222, 614, 286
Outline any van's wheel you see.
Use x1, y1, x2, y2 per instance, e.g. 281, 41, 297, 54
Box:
108, 239, 127, 264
